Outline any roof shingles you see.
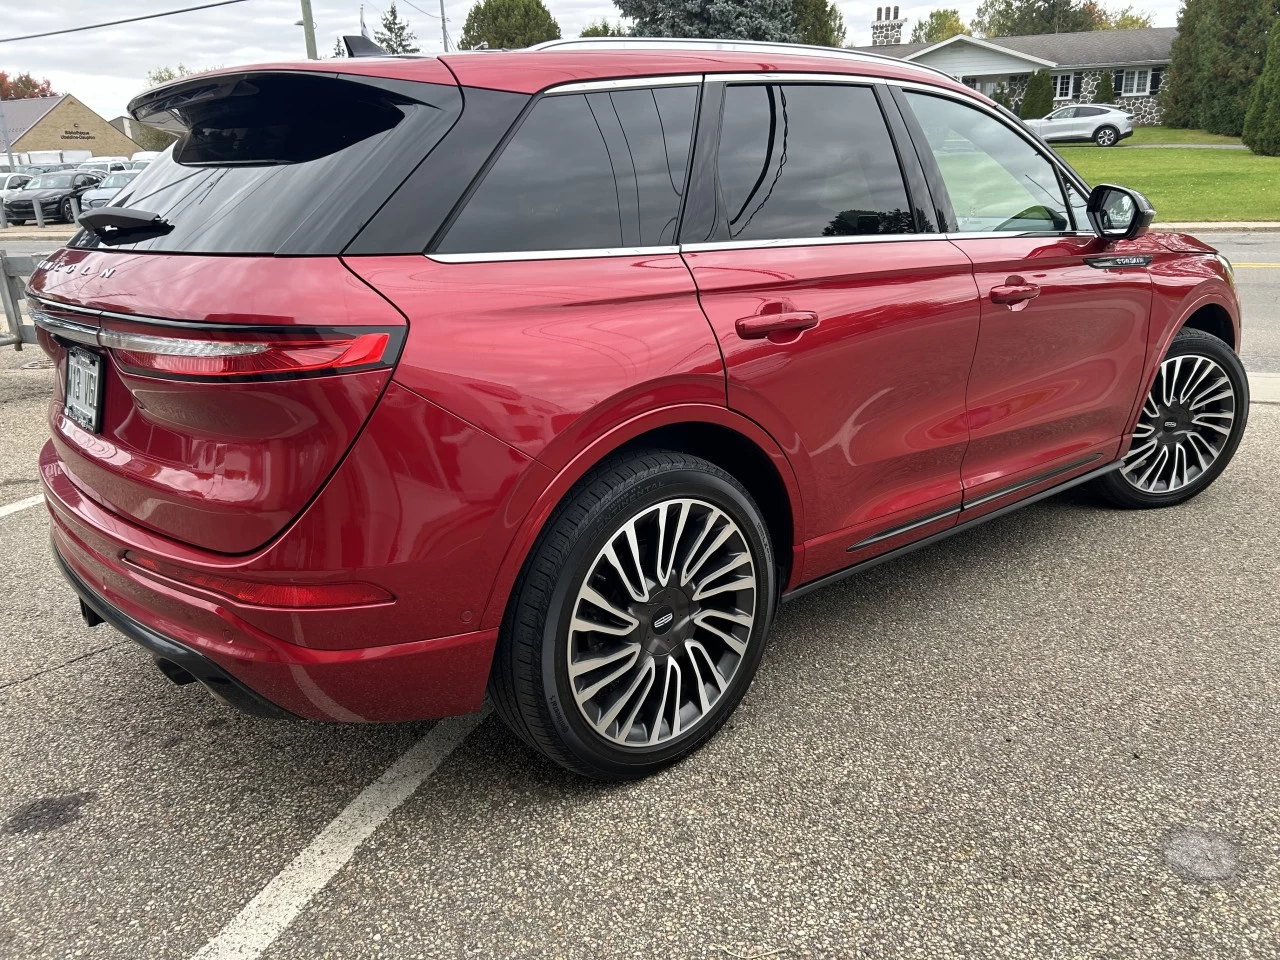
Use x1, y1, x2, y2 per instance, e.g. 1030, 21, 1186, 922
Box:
854, 27, 1176, 69
1, 95, 64, 148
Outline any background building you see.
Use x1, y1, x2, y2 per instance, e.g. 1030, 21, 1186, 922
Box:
1, 94, 140, 158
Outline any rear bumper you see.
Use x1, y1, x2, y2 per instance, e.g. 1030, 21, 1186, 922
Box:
43, 450, 500, 723
54, 546, 294, 719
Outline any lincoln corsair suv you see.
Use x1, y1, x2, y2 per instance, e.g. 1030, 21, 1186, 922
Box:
29, 39, 1247, 780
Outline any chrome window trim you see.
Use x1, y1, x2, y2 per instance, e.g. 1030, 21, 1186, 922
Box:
710, 71, 887, 85
428, 245, 681, 264
546, 75, 704, 94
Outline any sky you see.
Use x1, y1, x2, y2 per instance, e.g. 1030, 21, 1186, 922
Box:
3, 0, 1183, 122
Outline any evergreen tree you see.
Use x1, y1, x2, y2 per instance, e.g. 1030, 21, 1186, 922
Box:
460, 0, 560, 49
1196, 0, 1277, 137
375, 1, 420, 54
1020, 69, 1054, 118
1243, 12, 1280, 154
580, 18, 627, 36
1161, 0, 1209, 128
910, 8, 970, 44
1094, 67, 1115, 102
613, 0, 797, 42
793, 0, 845, 45
332, 37, 346, 57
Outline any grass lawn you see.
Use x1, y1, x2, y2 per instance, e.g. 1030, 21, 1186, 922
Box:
1056, 147, 1280, 221
1119, 126, 1244, 147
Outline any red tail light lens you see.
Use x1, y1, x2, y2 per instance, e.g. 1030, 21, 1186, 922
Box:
123, 553, 394, 608
101, 327, 394, 380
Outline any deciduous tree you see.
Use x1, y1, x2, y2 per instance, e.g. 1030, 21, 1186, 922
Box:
580, 18, 627, 36
460, 0, 560, 49
0, 72, 56, 99
910, 8, 970, 43
613, 0, 797, 42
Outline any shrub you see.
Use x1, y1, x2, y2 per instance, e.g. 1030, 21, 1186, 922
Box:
1244, 19, 1280, 155
1094, 69, 1115, 104
1020, 70, 1054, 120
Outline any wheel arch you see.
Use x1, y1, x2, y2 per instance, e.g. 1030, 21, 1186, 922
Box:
479, 405, 805, 632
1181, 301, 1236, 350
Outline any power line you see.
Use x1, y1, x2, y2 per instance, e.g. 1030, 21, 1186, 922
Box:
0, 0, 254, 43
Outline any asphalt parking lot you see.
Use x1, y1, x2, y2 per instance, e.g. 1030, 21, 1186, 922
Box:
2, 259, 1280, 959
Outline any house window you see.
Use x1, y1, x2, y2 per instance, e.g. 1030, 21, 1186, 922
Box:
1052, 73, 1073, 100
1121, 69, 1151, 96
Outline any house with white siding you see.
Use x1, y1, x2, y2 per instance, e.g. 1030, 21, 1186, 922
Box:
853, 10, 1175, 125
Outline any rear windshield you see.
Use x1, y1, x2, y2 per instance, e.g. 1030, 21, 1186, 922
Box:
71, 72, 461, 255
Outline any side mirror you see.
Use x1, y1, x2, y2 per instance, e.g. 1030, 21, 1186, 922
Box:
1086, 184, 1155, 241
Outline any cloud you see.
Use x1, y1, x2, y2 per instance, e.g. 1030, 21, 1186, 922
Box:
2, 0, 1182, 120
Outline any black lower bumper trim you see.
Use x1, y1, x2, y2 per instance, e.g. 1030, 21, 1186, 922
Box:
53, 546, 295, 719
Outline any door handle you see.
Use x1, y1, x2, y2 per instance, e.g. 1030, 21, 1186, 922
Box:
990, 279, 1040, 307
734, 310, 820, 341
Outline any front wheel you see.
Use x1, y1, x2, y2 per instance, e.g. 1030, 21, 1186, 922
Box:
490, 450, 776, 780
1095, 125, 1120, 147
1091, 327, 1249, 508
59, 199, 75, 223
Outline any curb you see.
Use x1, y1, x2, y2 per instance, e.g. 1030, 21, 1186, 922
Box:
1155, 223, 1280, 233
0, 231, 77, 242
1249, 373, 1280, 405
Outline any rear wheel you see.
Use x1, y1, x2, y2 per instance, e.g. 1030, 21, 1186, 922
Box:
1095, 125, 1120, 147
489, 450, 776, 780
1091, 328, 1248, 508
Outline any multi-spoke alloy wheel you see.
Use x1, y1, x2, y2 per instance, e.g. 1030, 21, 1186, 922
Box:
567, 498, 757, 748
489, 450, 775, 780
1092, 327, 1248, 509
1122, 354, 1235, 494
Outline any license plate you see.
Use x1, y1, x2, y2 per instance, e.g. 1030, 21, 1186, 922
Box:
65, 346, 103, 433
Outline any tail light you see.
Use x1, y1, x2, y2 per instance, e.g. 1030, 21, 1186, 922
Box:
123, 552, 394, 608
31, 300, 402, 381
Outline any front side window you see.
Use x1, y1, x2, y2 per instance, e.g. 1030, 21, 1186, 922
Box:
904, 91, 1069, 234
1121, 69, 1150, 96
715, 83, 914, 242
1052, 74, 1073, 100
438, 85, 697, 254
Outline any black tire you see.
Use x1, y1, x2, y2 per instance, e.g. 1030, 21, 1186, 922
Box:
1094, 125, 1120, 147
489, 449, 777, 780
59, 199, 75, 223
1091, 327, 1249, 508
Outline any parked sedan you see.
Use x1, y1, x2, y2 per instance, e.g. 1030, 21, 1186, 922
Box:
80, 170, 140, 208
1, 171, 102, 224
0, 172, 33, 202
1025, 104, 1135, 146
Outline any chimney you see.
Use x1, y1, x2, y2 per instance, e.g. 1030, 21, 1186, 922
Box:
871, 6, 906, 45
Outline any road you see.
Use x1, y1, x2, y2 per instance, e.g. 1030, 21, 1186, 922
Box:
1, 238, 1279, 959
6, 233, 1279, 372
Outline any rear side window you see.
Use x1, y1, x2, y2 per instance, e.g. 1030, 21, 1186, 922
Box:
904, 92, 1070, 233
715, 84, 914, 242
437, 85, 697, 254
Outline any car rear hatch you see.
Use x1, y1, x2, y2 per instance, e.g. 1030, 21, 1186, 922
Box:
29, 65, 462, 555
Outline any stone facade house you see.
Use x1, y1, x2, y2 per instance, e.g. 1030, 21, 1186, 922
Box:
853, 18, 1176, 125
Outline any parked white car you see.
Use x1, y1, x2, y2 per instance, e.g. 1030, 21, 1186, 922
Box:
1025, 104, 1135, 147
80, 170, 141, 208
77, 157, 131, 175
0, 172, 34, 201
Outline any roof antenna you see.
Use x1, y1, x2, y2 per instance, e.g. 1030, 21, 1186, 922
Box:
343, 34, 387, 57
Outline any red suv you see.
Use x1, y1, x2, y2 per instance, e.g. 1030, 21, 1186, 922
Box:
30, 39, 1247, 779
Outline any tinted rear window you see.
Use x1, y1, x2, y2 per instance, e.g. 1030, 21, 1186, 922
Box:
71, 72, 461, 255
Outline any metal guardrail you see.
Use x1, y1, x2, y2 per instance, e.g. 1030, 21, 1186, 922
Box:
0, 252, 38, 350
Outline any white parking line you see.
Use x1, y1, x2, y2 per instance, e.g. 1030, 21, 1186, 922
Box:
0, 494, 44, 519
191, 708, 490, 960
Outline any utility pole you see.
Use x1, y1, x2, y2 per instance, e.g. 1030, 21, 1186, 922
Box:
299, 0, 318, 59
439, 0, 449, 51
0, 98, 14, 171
